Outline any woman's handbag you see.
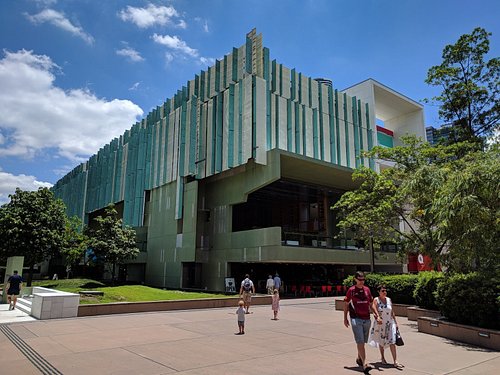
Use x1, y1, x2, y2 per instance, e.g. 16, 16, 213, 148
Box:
395, 328, 404, 346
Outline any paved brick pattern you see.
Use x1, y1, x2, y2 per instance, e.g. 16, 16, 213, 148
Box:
1, 298, 498, 374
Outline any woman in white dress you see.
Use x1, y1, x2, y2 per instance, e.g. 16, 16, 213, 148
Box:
368, 285, 402, 368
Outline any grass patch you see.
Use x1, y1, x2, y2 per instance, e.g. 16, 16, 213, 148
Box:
28, 279, 231, 304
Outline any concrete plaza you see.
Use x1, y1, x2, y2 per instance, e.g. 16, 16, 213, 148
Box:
0, 297, 498, 374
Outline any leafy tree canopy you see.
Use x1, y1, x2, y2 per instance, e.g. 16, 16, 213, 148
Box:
0, 188, 68, 285
425, 27, 499, 143
333, 137, 499, 272
84, 204, 139, 282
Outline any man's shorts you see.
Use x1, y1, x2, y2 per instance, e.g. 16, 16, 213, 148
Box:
351, 318, 371, 344
7, 288, 20, 296
242, 291, 252, 303
238, 320, 245, 327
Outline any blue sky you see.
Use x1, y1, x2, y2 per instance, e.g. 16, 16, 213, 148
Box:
0, 0, 499, 204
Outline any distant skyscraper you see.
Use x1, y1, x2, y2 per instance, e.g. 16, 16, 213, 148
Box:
426, 124, 455, 145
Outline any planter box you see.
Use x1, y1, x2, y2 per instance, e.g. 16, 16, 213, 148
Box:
407, 306, 442, 321
335, 298, 411, 317
418, 316, 499, 351
78, 294, 271, 317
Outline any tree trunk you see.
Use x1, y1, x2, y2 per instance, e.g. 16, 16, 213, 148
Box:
112, 261, 116, 286
27, 263, 34, 287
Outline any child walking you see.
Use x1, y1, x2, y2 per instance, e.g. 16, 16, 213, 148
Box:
236, 300, 246, 334
272, 289, 280, 320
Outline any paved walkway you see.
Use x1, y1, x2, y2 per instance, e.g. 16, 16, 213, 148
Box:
0, 298, 498, 374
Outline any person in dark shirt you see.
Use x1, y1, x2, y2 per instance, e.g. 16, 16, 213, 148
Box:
6, 270, 23, 311
343, 271, 377, 374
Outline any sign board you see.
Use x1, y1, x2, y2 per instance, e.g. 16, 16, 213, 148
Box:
224, 277, 236, 293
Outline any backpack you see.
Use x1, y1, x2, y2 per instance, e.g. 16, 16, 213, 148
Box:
243, 280, 252, 292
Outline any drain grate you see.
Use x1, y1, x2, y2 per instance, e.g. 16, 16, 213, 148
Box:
0, 324, 63, 375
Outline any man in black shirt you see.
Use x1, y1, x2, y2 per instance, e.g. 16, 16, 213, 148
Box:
6, 270, 23, 310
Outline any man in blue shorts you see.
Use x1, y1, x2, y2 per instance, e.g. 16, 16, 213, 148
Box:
6, 270, 23, 310
343, 271, 377, 374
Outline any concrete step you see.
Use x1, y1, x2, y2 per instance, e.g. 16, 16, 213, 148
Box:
15, 296, 32, 315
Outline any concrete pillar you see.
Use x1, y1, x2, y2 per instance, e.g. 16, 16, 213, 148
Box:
2, 256, 24, 303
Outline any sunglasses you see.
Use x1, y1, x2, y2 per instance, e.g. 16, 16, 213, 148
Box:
380, 289, 388, 292
356, 278, 365, 281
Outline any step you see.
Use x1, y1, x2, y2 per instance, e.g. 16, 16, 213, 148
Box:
15, 296, 32, 315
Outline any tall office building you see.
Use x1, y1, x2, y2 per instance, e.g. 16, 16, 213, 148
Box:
53, 30, 425, 291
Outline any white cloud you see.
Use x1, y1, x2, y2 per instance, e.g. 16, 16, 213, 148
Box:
116, 46, 144, 62
0, 170, 53, 205
0, 49, 143, 161
118, 4, 185, 29
152, 34, 213, 66
177, 19, 187, 29
203, 20, 209, 33
152, 34, 198, 57
25, 9, 94, 45
128, 82, 141, 91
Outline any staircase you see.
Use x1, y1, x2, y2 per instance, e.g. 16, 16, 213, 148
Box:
15, 295, 33, 315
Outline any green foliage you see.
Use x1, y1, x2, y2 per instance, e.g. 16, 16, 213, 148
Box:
0, 188, 68, 284
433, 147, 500, 272
425, 27, 500, 142
435, 272, 500, 329
84, 204, 139, 282
333, 137, 498, 272
61, 216, 88, 266
342, 273, 418, 305
413, 271, 444, 310
382, 274, 419, 305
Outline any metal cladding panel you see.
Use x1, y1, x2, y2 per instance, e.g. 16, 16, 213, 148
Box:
310, 79, 319, 109
322, 113, 331, 162
321, 85, 329, 114
237, 45, 246, 81
312, 109, 319, 159
339, 114, 348, 168
120, 143, 128, 201
241, 75, 253, 163
153, 122, 161, 187
215, 94, 224, 173
289, 100, 295, 152
278, 96, 288, 150
304, 107, 314, 158
206, 100, 214, 177
222, 90, 230, 171
197, 102, 207, 179
295, 103, 302, 154
281, 66, 291, 99
166, 112, 175, 183
188, 79, 196, 98
175, 178, 183, 220
352, 97, 360, 168
301, 75, 309, 107
270, 93, 277, 148
158, 119, 166, 184
271, 60, 278, 93
290, 69, 298, 102
254, 76, 267, 165
182, 100, 189, 177
188, 97, 197, 175
173, 109, 181, 178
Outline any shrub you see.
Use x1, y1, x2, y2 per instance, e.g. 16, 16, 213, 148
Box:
342, 273, 418, 305
435, 272, 500, 329
413, 271, 444, 310
382, 274, 419, 305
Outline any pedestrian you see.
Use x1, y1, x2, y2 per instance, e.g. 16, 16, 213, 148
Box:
368, 284, 402, 368
271, 289, 280, 320
266, 275, 274, 294
6, 270, 23, 311
273, 273, 281, 292
236, 300, 246, 334
343, 271, 376, 374
239, 274, 255, 314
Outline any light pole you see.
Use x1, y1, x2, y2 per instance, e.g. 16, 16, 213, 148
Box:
369, 231, 375, 272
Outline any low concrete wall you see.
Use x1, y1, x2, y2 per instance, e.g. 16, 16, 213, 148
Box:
418, 317, 499, 351
31, 287, 80, 319
78, 295, 271, 317
407, 306, 442, 321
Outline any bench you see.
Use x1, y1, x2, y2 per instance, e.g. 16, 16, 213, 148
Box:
79, 291, 104, 296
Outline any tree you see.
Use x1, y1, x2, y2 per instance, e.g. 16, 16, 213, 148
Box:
0, 188, 67, 285
425, 27, 499, 143
84, 204, 139, 283
433, 145, 500, 272
332, 136, 497, 272
60, 216, 88, 273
